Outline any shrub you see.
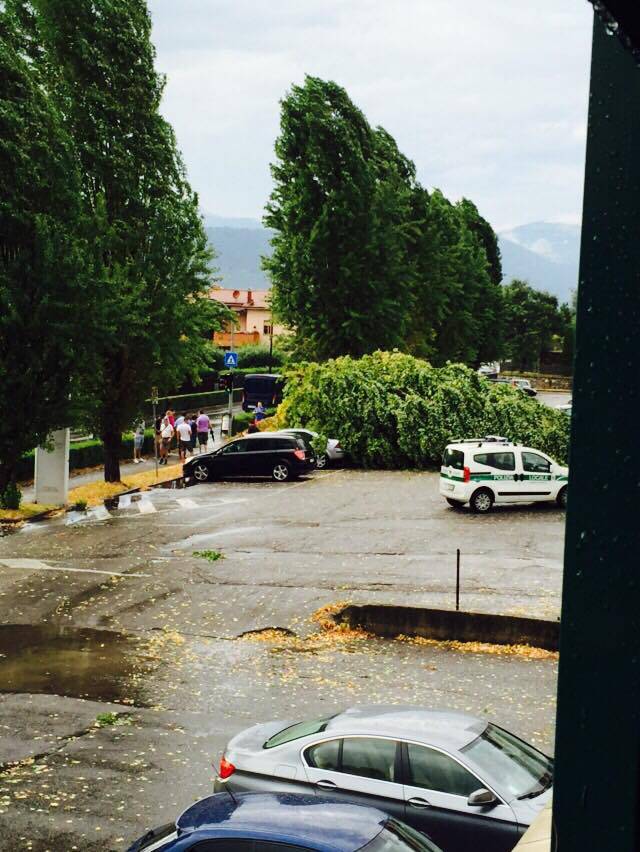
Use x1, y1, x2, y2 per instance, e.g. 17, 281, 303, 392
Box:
0, 481, 21, 510
236, 344, 286, 369
280, 352, 570, 468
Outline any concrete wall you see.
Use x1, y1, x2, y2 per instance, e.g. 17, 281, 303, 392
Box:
339, 604, 560, 651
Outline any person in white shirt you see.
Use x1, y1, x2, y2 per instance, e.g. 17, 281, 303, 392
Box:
176, 418, 192, 462
160, 417, 174, 465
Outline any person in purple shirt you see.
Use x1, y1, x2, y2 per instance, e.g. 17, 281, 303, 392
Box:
196, 409, 210, 453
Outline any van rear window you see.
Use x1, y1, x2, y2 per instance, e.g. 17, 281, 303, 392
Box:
443, 449, 464, 470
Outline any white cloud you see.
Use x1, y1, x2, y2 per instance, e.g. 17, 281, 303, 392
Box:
148, 0, 593, 229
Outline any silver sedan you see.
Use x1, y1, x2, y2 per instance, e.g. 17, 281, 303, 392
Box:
213, 705, 553, 852
276, 428, 345, 469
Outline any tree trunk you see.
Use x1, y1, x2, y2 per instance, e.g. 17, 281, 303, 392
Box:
102, 428, 122, 482
0, 461, 15, 496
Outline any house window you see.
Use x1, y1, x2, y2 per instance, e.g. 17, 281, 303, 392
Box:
263, 323, 272, 335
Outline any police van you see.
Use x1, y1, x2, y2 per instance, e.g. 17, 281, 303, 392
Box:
440, 436, 568, 513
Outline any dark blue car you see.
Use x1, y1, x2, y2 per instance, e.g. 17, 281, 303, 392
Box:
126, 791, 443, 852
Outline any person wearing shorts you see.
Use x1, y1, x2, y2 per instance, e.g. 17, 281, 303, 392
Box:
196, 409, 210, 452
160, 417, 174, 465
133, 419, 145, 464
177, 418, 192, 462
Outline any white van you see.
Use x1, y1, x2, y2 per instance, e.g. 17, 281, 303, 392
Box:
440, 437, 568, 513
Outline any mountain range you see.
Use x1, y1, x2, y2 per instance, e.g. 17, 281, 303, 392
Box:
205, 215, 580, 305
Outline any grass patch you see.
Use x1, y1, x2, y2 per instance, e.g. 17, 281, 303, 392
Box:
193, 549, 224, 562
67, 463, 182, 508
95, 712, 132, 728
0, 502, 57, 522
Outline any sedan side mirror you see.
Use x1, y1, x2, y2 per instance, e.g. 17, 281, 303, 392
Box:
467, 788, 498, 807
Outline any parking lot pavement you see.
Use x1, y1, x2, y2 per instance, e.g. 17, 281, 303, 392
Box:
0, 469, 562, 850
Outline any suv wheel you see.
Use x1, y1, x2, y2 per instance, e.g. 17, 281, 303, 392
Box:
272, 462, 291, 482
315, 453, 328, 470
557, 486, 568, 509
192, 462, 210, 482
470, 488, 494, 514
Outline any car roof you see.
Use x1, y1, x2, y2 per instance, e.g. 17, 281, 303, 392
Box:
236, 433, 296, 442
177, 792, 386, 851
245, 373, 282, 379
324, 705, 486, 752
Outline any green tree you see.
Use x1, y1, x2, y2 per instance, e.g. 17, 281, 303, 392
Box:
502, 279, 564, 370
407, 191, 503, 366
264, 76, 414, 360
25, 0, 231, 480
457, 198, 503, 285
0, 8, 92, 499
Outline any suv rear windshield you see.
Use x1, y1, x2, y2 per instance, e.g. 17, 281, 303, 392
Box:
264, 716, 335, 749
443, 448, 464, 470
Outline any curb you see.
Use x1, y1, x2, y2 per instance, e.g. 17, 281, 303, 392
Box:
336, 604, 559, 652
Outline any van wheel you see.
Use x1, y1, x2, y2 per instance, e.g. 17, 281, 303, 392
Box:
470, 488, 494, 514
446, 498, 463, 509
272, 462, 291, 482
557, 486, 568, 509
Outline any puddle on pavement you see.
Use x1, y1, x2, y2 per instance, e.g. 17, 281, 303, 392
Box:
0, 623, 148, 705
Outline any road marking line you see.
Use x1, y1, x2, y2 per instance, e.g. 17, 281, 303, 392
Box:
176, 498, 198, 509
0, 558, 150, 578
137, 499, 157, 514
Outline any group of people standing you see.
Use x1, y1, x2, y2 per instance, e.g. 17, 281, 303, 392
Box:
155, 409, 213, 464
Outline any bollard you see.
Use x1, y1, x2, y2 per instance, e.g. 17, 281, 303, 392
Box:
456, 549, 460, 611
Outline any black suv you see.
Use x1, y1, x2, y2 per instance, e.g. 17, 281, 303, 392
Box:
184, 433, 315, 483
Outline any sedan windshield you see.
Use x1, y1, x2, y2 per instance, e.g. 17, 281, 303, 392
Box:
359, 819, 442, 852
461, 723, 553, 800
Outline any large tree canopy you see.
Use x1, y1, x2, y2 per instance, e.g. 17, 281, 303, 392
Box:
18, 0, 230, 480
264, 75, 505, 367
0, 8, 94, 497
264, 75, 414, 360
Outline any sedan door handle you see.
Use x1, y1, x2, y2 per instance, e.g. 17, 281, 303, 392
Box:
316, 779, 338, 790
407, 797, 431, 808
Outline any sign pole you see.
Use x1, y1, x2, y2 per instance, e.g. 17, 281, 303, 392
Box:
151, 386, 159, 481
228, 327, 234, 437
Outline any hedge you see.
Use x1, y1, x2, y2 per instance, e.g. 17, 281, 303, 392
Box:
232, 409, 277, 436
144, 387, 242, 417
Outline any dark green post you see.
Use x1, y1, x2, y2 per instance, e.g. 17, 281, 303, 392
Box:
553, 10, 640, 851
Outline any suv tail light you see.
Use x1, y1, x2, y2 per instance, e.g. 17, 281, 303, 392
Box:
463, 466, 471, 483
218, 756, 235, 779
293, 449, 305, 461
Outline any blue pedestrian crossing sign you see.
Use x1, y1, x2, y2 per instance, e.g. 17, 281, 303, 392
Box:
224, 351, 238, 368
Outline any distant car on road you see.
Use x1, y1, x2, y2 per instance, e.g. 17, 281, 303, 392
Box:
440, 437, 568, 512
213, 705, 553, 852
555, 398, 572, 415
183, 433, 315, 483
126, 791, 443, 852
277, 428, 345, 469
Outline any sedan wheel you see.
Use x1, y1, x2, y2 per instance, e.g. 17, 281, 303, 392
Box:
192, 463, 210, 482
272, 462, 290, 482
315, 453, 328, 470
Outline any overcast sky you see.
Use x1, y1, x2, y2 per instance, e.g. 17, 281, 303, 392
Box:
147, 0, 594, 231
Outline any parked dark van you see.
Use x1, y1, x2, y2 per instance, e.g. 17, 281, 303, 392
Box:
242, 373, 284, 412
183, 433, 315, 483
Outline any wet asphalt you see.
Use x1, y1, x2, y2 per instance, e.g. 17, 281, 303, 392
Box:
0, 469, 564, 851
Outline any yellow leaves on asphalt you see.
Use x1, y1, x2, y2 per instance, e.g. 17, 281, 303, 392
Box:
67, 464, 182, 507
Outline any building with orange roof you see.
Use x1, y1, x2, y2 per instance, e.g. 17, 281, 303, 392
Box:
208, 287, 287, 349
